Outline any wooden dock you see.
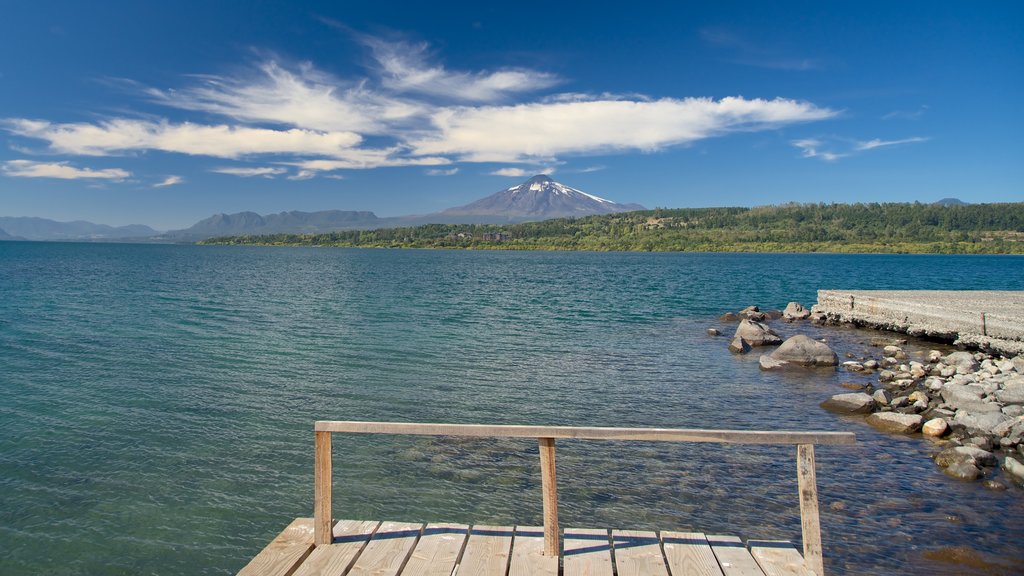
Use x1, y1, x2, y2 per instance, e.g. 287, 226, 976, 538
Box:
238, 422, 856, 576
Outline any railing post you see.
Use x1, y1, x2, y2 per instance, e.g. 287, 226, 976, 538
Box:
314, 430, 333, 546
538, 437, 559, 557
797, 444, 824, 575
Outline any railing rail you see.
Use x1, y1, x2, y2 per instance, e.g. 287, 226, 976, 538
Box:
312, 420, 855, 576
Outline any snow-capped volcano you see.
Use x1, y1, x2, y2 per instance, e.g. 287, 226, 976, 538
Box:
440, 175, 645, 220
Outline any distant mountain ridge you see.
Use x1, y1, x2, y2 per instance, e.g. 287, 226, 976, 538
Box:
0, 227, 16, 240
161, 209, 381, 240
0, 217, 157, 241
934, 198, 969, 206
441, 175, 645, 219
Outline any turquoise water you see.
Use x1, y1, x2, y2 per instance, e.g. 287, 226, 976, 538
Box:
1, 242, 1023, 575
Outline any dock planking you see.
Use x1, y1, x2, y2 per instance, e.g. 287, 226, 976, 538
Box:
240, 519, 812, 576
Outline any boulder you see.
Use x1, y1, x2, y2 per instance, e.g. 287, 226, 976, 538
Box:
953, 410, 1009, 436
866, 412, 923, 434
943, 462, 981, 481
935, 446, 998, 468
1005, 456, 1024, 484
945, 351, 980, 374
922, 418, 948, 437
728, 336, 751, 355
872, 389, 892, 406
1013, 355, 1024, 374
783, 301, 811, 320
733, 319, 782, 346
769, 335, 838, 366
995, 380, 1024, 405
821, 393, 876, 414
759, 355, 789, 371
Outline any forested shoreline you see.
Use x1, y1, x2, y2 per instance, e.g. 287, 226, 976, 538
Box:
200, 202, 1024, 254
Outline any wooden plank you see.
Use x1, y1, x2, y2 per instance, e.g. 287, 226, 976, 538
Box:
661, 531, 724, 576
538, 438, 559, 557
401, 523, 468, 576
314, 431, 333, 546
458, 525, 513, 576
562, 528, 612, 576
796, 445, 824, 576
707, 535, 765, 576
237, 518, 318, 576
611, 530, 668, 576
314, 422, 856, 446
509, 526, 558, 576
291, 520, 380, 576
347, 521, 422, 576
748, 540, 815, 576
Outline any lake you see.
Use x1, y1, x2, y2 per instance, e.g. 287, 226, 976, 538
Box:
1, 242, 1022, 575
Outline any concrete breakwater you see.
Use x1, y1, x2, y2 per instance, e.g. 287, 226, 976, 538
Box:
812, 290, 1024, 356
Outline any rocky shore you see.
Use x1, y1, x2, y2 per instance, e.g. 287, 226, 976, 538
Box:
713, 302, 1024, 491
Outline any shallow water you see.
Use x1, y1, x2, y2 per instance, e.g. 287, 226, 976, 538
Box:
1, 243, 1022, 575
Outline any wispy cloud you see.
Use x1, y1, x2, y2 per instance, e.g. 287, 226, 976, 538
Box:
700, 27, 822, 71
211, 166, 288, 177
794, 135, 927, 161
882, 105, 928, 120
489, 166, 555, 177
1, 159, 130, 180
418, 97, 836, 162
154, 175, 183, 187
362, 37, 561, 102
425, 167, 459, 176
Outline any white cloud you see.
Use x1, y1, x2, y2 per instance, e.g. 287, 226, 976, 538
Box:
287, 170, 316, 180
855, 136, 928, 151
490, 166, 555, 177
425, 167, 459, 176
211, 166, 288, 177
364, 38, 560, 102
794, 135, 926, 161
154, 175, 183, 187
574, 165, 606, 173
1, 159, 130, 180
415, 96, 836, 162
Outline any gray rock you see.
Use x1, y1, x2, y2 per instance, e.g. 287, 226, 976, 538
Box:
863, 359, 879, 370
728, 336, 751, 354
1003, 405, 1024, 417
943, 462, 981, 481
983, 479, 1008, 491
809, 311, 826, 325
935, 445, 998, 468
953, 410, 1010, 436
769, 335, 838, 366
719, 312, 740, 322
995, 380, 1024, 405
758, 354, 789, 371
733, 319, 782, 347
706, 328, 721, 336
842, 361, 865, 372
1013, 355, 1024, 374
821, 393, 876, 414
866, 412, 923, 434
945, 351, 980, 374
878, 369, 896, 382
783, 301, 811, 320
1004, 456, 1024, 484
940, 383, 991, 413
992, 416, 1024, 438
996, 359, 1015, 373
872, 389, 892, 406
883, 345, 902, 357
927, 350, 944, 363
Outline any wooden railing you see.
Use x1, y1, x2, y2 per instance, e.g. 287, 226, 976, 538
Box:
312, 421, 855, 576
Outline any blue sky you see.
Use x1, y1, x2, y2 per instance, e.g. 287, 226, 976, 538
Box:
1, 1, 1020, 229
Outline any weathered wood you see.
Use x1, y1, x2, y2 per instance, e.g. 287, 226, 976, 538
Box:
538, 437, 559, 557
237, 518, 317, 576
611, 530, 669, 576
509, 526, 558, 576
796, 444, 824, 576
346, 521, 422, 576
291, 519, 380, 576
314, 431, 332, 546
748, 540, 816, 576
459, 525, 513, 576
661, 531, 724, 576
314, 421, 855, 445
707, 535, 765, 576
563, 528, 613, 576
401, 523, 468, 576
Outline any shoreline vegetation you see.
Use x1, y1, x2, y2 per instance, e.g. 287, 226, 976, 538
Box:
199, 202, 1024, 254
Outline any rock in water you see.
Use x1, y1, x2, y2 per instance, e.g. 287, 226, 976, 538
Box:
728, 336, 752, 354
1004, 456, 1024, 484
866, 412, 923, 434
759, 355, 789, 371
821, 393, 876, 414
769, 335, 839, 366
706, 328, 721, 336
733, 319, 782, 346
783, 301, 811, 320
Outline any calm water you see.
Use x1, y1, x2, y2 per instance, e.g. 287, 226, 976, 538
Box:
1, 243, 1023, 575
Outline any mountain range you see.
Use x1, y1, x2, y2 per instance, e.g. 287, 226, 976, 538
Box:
0, 175, 644, 242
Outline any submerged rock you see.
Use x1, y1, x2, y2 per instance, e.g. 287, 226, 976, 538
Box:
769, 335, 838, 366
758, 354, 789, 371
